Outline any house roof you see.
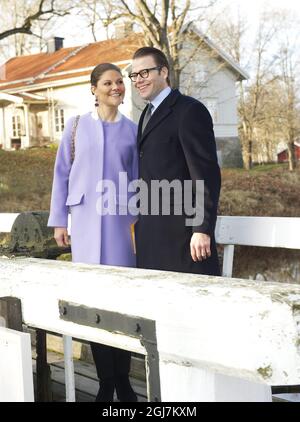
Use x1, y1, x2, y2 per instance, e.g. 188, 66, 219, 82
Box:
188, 25, 249, 81
0, 91, 48, 106
0, 35, 143, 92
277, 141, 300, 155
0, 92, 23, 106
0, 31, 248, 93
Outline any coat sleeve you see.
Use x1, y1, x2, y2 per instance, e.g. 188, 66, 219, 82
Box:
178, 100, 221, 236
47, 117, 75, 228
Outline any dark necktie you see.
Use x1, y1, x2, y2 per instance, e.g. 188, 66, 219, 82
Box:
142, 103, 153, 133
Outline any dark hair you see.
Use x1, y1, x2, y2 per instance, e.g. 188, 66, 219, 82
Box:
133, 47, 170, 86
90, 63, 122, 86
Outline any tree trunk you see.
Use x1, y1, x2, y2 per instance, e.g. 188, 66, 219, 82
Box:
170, 67, 180, 89
287, 141, 296, 171
244, 139, 253, 170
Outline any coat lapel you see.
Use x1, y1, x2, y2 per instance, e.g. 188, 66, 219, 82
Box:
138, 89, 181, 148
137, 106, 147, 144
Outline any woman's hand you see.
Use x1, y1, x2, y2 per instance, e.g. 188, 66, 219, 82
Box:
54, 227, 70, 247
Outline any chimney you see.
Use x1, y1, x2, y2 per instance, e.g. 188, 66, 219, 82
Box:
114, 22, 133, 39
47, 37, 64, 53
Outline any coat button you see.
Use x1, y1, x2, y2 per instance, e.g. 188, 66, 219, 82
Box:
139, 151, 144, 158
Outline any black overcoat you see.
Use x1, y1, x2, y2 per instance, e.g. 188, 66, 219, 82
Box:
135, 89, 221, 275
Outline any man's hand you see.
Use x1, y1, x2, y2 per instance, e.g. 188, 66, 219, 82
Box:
54, 227, 70, 247
190, 233, 211, 262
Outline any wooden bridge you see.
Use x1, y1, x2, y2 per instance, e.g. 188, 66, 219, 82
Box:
1, 213, 300, 402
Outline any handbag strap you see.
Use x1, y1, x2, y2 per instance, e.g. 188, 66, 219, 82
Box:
71, 115, 80, 165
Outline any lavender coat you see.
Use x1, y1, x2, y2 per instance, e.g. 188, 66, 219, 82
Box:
48, 111, 138, 266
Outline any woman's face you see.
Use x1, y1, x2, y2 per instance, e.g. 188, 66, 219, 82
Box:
92, 70, 125, 107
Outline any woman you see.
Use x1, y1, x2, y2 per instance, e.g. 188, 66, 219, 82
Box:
48, 63, 138, 402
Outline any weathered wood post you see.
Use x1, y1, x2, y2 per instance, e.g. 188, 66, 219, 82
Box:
1, 257, 300, 402
0, 297, 23, 331
0, 212, 72, 401
35, 329, 52, 402
2, 211, 70, 402
0, 297, 34, 401
0, 297, 53, 402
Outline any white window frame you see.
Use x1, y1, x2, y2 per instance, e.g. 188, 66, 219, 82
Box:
11, 108, 25, 138
55, 108, 65, 133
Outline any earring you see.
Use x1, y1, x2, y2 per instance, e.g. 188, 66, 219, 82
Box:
95, 96, 99, 107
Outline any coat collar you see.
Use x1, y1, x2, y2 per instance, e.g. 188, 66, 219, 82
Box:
91, 108, 122, 122
137, 89, 182, 147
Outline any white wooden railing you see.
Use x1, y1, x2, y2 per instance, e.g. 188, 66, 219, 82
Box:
1, 213, 300, 402
215, 216, 300, 277
3, 213, 300, 274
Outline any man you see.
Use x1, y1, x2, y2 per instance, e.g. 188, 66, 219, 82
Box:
129, 47, 221, 275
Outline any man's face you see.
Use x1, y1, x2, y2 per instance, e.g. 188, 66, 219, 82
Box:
131, 55, 169, 101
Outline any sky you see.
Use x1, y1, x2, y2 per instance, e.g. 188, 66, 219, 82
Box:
0, 0, 299, 55
221, 0, 300, 17
223, 0, 300, 12
59, 0, 300, 48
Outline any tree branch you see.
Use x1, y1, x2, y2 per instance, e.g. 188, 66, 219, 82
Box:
0, 0, 69, 41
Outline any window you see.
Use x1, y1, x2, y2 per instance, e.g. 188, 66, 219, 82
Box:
55, 108, 65, 132
12, 115, 22, 138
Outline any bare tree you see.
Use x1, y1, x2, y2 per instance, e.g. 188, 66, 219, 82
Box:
242, 14, 284, 169
272, 11, 300, 171
208, 7, 248, 66
209, 10, 286, 169
75, 0, 218, 88
276, 46, 299, 171
0, 0, 68, 42
209, 7, 300, 171
75, 0, 114, 41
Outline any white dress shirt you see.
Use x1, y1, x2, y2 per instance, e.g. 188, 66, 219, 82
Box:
150, 86, 172, 115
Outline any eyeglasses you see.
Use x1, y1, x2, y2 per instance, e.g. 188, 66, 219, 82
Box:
128, 66, 162, 82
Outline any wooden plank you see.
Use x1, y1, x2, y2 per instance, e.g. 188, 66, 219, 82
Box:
32, 369, 94, 402
0, 297, 23, 331
273, 394, 300, 402
36, 329, 52, 402
222, 245, 235, 277
0, 213, 19, 233
50, 359, 147, 400
63, 335, 76, 402
2, 213, 300, 249
2, 257, 300, 400
32, 349, 147, 398
31, 353, 147, 402
0, 327, 34, 402
32, 350, 297, 402
51, 365, 147, 401
215, 216, 300, 249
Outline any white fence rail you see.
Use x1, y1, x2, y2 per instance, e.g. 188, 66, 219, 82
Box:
0, 213, 19, 233
1, 213, 300, 402
1, 256, 300, 402
2, 213, 300, 277
0, 326, 34, 402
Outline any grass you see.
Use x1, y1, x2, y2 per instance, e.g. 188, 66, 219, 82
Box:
0, 148, 299, 281
0, 148, 56, 212
0, 148, 299, 217
219, 164, 300, 217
